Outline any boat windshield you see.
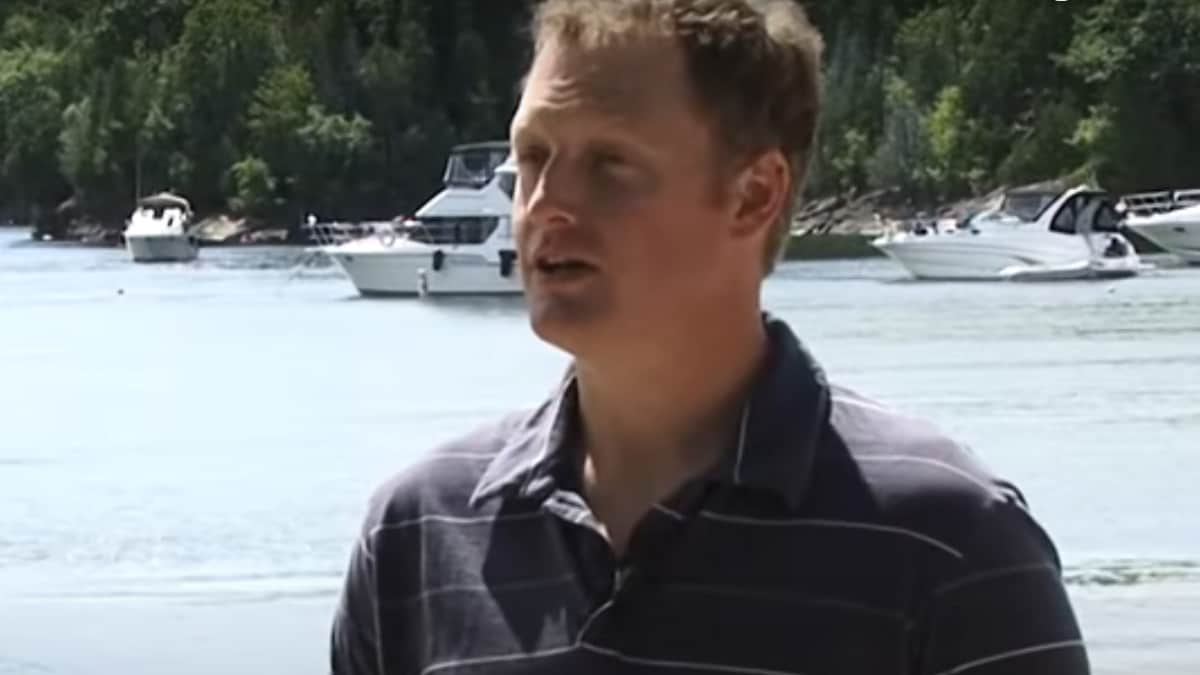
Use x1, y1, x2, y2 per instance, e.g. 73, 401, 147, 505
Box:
1004, 191, 1059, 221
442, 146, 510, 189
135, 205, 185, 220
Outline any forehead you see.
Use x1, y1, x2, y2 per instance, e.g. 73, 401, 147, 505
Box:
513, 35, 700, 132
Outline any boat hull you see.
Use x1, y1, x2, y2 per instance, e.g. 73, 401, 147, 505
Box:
125, 233, 198, 263
325, 247, 522, 297
1124, 214, 1200, 265
872, 231, 1143, 281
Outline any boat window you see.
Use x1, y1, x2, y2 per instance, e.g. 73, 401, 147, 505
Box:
1092, 201, 1122, 232
1176, 190, 1200, 208
1050, 197, 1079, 234
1076, 198, 1102, 232
497, 171, 516, 199
404, 217, 500, 245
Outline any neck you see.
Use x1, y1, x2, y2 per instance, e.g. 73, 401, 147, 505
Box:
574, 305, 768, 507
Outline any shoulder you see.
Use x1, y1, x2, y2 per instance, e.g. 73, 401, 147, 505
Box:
356, 407, 537, 533
826, 383, 1011, 504
824, 388, 1088, 671
330, 407, 549, 664
821, 384, 1064, 572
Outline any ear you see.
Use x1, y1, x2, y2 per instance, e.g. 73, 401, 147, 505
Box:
728, 149, 791, 241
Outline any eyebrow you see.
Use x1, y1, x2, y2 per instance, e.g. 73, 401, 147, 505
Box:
513, 86, 653, 137
510, 105, 650, 153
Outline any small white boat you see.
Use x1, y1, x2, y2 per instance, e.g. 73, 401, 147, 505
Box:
872, 186, 1145, 281
314, 141, 521, 297
1119, 189, 1200, 265
123, 192, 198, 263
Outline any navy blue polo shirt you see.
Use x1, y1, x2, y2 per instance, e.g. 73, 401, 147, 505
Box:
330, 316, 1088, 674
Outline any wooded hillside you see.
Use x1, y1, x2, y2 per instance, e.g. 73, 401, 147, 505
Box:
1, 0, 1197, 234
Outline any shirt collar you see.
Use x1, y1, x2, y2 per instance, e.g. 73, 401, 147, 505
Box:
469, 314, 830, 510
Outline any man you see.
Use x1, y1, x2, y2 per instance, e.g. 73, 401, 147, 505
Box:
331, 1, 1089, 673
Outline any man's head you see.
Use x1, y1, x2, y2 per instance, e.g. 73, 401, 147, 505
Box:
510, 0, 823, 359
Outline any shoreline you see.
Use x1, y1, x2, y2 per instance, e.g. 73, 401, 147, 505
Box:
16, 226, 886, 261
22, 212, 297, 249
13, 173, 1171, 260
7, 223, 1168, 262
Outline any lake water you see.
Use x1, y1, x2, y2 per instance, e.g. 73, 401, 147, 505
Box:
1, 227, 1198, 674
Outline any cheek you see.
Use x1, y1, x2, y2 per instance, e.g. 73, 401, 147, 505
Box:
622, 204, 724, 278
511, 204, 531, 246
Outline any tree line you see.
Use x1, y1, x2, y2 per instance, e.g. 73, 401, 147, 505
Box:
1, 0, 1197, 235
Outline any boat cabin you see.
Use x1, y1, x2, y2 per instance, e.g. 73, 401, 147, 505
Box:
399, 144, 515, 247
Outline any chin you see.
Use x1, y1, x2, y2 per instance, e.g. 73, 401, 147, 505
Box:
525, 293, 610, 357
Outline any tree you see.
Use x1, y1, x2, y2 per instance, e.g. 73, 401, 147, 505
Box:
2, 0, 1198, 231
1062, 0, 1200, 191
171, 0, 284, 210
0, 45, 71, 218
226, 155, 277, 218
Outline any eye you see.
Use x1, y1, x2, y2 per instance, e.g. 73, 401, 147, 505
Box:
589, 149, 640, 182
592, 150, 626, 169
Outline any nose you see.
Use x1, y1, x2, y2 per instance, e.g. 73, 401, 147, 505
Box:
521, 155, 581, 231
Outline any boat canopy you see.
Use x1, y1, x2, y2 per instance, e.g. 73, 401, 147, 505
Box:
443, 141, 510, 189
137, 192, 192, 212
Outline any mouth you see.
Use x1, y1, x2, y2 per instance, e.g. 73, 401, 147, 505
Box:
532, 255, 598, 281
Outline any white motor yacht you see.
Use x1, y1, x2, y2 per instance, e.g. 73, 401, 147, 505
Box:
315, 141, 521, 297
123, 192, 198, 263
872, 186, 1145, 281
1119, 189, 1200, 265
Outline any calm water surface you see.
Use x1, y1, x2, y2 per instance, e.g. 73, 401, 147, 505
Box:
1, 227, 1197, 674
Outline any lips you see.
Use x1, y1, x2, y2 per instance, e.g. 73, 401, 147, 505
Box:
535, 256, 595, 274
531, 252, 599, 283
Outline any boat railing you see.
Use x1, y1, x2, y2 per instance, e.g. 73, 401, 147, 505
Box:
290, 218, 400, 278
303, 218, 396, 248
1119, 189, 1200, 217
1174, 189, 1200, 208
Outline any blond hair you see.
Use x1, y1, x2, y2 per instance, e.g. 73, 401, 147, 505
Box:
528, 0, 824, 274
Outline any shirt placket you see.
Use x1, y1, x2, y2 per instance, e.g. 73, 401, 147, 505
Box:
541, 480, 711, 652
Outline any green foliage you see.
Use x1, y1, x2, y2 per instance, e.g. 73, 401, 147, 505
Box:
924, 85, 984, 197
1058, 0, 1200, 190
999, 99, 1083, 186
867, 73, 929, 197
58, 97, 111, 197
0, 45, 70, 212
0, 0, 1197, 225
290, 104, 374, 223
812, 0, 1200, 202
226, 155, 276, 218
246, 64, 319, 172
